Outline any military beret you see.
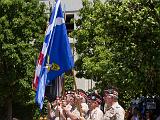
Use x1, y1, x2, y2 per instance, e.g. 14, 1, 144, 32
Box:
88, 93, 102, 104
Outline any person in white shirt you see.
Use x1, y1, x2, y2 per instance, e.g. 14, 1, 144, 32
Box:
103, 87, 125, 120
87, 92, 103, 120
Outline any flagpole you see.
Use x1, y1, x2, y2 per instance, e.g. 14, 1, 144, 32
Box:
52, 1, 60, 119
56, 77, 61, 120
61, 76, 66, 100
72, 70, 83, 117
71, 13, 83, 117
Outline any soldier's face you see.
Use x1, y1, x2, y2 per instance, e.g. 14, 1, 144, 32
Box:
66, 95, 70, 103
88, 100, 97, 109
68, 95, 75, 105
104, 95, 113, 105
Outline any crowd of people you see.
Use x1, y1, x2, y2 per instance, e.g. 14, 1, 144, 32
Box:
125, 96, 160, 120
46, 87, 125, 120
125, 106, 160, 120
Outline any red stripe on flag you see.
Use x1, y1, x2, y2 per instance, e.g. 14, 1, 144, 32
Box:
38, 52, 44, 65
33, 75, 39, 90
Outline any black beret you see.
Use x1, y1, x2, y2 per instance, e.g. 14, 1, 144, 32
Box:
88, 93, 102, 104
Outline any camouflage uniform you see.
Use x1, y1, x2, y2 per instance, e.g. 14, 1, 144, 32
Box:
66, 103, 88, 120
64, 89, 89, 120
87, 107, 103, 120
63, 104, 79, 120
87, 92, 103, 120
103, 102, 125, 120
81, 102, 89, 118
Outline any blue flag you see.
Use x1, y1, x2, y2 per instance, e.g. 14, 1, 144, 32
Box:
35, 0, 74, 109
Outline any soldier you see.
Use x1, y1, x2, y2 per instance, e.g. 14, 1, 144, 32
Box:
77, 89, 89, 118
103, 88, 125, 120
87, 92, 103, 120
63, 90, 80, 120
65, 90, 76, 111
47, 91, 75, 120
63, 90, 87, 120
47, 98, 66, 120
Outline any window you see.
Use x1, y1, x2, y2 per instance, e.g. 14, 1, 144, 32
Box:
65, 14, 74, 35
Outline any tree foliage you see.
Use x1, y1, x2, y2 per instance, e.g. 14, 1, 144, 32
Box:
73, 0, 160, 107
64, 74, 74, 91
0, 0, 48, 119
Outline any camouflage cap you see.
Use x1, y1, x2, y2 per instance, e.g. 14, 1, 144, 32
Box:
104, 88, 118, 98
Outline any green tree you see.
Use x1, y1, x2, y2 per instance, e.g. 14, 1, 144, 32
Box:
64, 74, 74, 91
73, 0, 160, 107
0, 0, 48, 119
